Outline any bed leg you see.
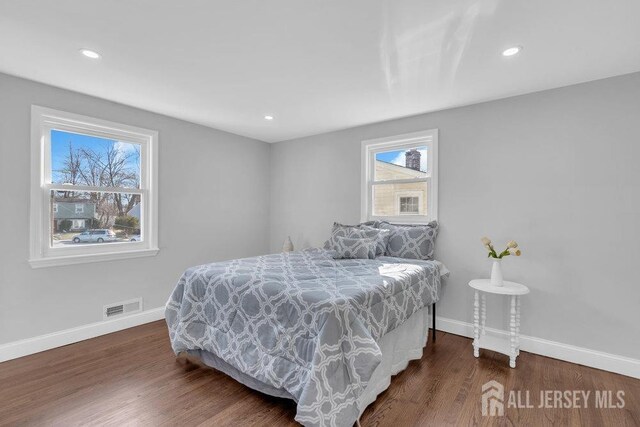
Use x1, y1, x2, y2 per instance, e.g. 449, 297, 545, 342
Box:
432, 303, 436, 343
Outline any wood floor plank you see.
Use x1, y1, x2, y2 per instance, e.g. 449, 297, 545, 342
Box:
0, 321, 638, 426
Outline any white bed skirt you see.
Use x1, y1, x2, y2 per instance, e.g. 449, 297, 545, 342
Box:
357, 304, 431, 415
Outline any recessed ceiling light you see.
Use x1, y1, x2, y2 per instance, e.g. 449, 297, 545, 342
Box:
80, 49, 101, 59
264, 115, 274, 121
502, 46, 522, 57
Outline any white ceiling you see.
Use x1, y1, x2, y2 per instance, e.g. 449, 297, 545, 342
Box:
2, 0, 640, 143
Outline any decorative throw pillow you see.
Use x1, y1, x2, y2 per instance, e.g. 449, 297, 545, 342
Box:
359, 220, 379, 228
332, 236, 377, 259
323, 222, 380, 249
378, 221, 439, 260
359, 225, 391, 256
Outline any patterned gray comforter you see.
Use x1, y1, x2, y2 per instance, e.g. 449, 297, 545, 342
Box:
165, 248, 442, 427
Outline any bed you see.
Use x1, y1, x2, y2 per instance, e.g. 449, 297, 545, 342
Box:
165, 248, 446, 427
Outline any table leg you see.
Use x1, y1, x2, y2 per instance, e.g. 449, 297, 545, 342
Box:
473, 290, 480, 357
516, 295, 521, 356
509, 295, 517, 368
481, 293, 487, 335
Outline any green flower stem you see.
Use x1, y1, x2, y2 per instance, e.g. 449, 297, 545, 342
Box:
497, 249, 510, 259
487, 244, 498, 258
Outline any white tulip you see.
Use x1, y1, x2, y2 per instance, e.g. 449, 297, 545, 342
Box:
508, 248, 521, 256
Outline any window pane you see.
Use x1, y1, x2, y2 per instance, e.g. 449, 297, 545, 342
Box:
374, 146, 428, 181
50, 129, 141, 188
51, 190, 142, 247
372, 182, 428, 217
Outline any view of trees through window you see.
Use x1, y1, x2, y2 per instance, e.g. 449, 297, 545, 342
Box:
50, 130, 142, 246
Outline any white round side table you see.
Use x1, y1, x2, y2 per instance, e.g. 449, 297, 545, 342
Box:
468, 279, 530, 368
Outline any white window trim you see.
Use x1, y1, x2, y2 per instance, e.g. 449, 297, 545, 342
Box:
360, 129, 438, 224
29, 106, 159, 268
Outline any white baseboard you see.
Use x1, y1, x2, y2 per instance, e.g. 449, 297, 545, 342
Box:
0, 307, 166, 363
436, 316, 640, 379
1, 309, 637, 380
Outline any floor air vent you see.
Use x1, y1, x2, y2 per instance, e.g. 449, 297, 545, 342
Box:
103, 298, 143, 320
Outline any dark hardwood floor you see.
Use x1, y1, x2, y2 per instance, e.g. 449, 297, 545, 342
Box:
0, 321, 638, 426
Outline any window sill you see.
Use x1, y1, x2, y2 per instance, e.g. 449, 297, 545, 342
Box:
29, 248, 159, 269
366, 216, 436, 225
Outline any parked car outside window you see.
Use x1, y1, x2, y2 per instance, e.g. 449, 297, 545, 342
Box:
72, 229, 117, 243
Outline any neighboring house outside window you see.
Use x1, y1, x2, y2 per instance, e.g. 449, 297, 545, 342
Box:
361, 130, 438, 223
29, 106, 158, 268
53, 200, 96, 232
127, 204, 141, 221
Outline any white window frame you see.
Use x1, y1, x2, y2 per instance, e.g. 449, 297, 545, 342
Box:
361, 129, 438, 224
29, 106, 159, 268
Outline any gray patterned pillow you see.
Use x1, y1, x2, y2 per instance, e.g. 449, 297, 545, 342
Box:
359, 225, 391, 256
359, 220, 380, 228
324, 222, 379, 249
323, 222, 389, 255
332, 236, 377, 259
379, 221, 439, 260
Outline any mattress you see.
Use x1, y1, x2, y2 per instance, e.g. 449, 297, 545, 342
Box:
166, 248, 444, 427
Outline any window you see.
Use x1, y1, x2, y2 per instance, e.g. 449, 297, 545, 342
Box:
30, 106, 158, 268
361, 129, 438, 223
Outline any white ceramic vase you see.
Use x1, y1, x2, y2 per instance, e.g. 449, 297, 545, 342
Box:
490, 258, 504, 287
282, 236, 294, 253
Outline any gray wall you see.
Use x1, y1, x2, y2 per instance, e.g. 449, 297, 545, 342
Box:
270, 72, 640, 360
2, 70, 639, 361
0, 73, 271, 344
